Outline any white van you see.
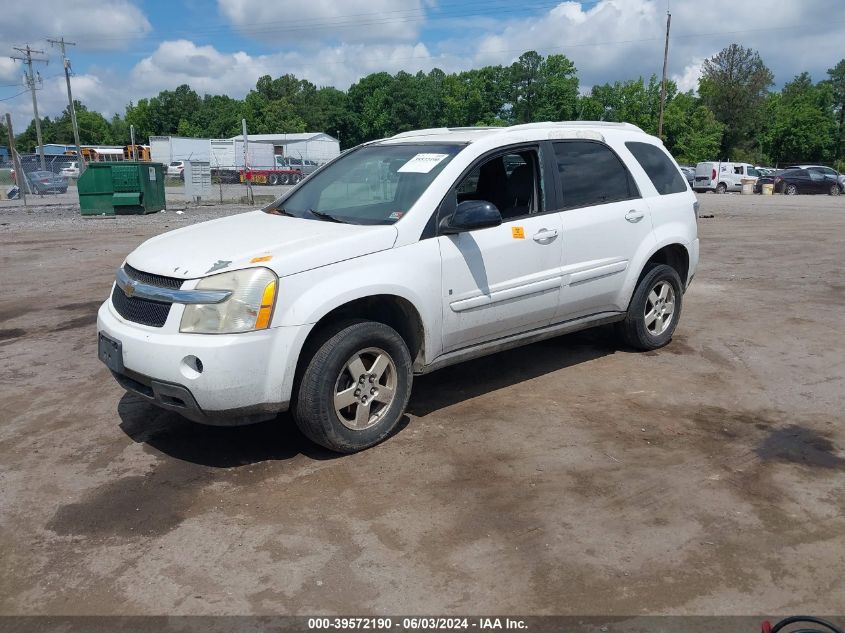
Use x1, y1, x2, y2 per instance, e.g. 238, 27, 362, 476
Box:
693, 161, 759, 193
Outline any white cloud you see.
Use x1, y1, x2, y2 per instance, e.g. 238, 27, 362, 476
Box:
129, 39, 454, 97
672, 57, 706, 94
0, 58, 20, 82
0, 0, 150, 51
218, 0, 425, 44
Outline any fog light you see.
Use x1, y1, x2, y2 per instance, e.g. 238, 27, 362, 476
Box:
180, 355, 203, 379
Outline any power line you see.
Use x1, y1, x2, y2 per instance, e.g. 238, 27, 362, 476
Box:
0, 89, 30, 102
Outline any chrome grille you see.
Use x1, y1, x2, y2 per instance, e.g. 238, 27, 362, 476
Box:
112, 264, 183, 327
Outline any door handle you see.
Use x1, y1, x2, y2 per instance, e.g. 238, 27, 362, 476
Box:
625, 209, 645, 223
532, 228, 559, 243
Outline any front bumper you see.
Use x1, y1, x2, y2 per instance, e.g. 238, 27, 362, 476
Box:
97, 300, 311, 425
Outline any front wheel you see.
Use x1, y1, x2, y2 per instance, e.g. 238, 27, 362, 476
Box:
785, 184, 798, 195
830, 184, 841, 196
293, 321, 413, 453
716, 182, 727, 194
617, 264, 683, 351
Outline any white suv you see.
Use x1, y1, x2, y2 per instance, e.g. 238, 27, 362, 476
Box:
97, 122, 699, 453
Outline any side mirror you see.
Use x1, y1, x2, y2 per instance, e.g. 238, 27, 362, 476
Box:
440, 200, 502, 234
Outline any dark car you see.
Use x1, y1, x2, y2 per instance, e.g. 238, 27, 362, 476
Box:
754, 171, 776, 194
771, 168, 841, 196
25, 170, 69, 194
785, 165, 843, 196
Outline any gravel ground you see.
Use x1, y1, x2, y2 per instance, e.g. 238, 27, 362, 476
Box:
1, 193, 844, 616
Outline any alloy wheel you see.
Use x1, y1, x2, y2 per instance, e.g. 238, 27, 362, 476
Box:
644, 281, 675, 337
334, 347, 397, 430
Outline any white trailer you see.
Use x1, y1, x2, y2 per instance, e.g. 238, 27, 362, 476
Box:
228, 133, 340, 166
150, 136, 211, 166
209, 139, 275, 170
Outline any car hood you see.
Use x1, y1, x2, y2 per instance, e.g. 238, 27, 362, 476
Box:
125, 210, 398, 279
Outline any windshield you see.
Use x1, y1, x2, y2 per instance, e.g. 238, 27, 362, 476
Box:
266, 143, 463, 224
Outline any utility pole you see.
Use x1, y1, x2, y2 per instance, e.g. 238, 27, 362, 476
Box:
5, 113, 27, 205
657, 7, 672, 140
11, 45, 49, 170
130, 125, 136, 160
47, 37, 85, 174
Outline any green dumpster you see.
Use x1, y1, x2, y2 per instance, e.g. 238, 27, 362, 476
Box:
78, 162, 166, 216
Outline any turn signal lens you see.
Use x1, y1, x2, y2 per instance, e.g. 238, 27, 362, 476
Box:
255, 280, 277, 330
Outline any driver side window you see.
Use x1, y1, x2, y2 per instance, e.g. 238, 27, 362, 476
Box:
454, 149, 543, 221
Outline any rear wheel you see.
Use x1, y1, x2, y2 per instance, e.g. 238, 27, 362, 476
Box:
785, 183, 798, 195
617, 264, 683, 351
267, 173, 280, 186
830, 184, 841, 196
280, 173, 290, 185
293, 321, 413, 453
716, 182, 727, 194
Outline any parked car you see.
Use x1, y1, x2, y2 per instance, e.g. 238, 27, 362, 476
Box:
98, 121, 699, 453
679, 165, 695, 186
753, 171, 777, 194
60, 162, 80, 179
167, 160, 185, 179
277, 156, 320, 176
784, 165, 843, 195
24, 170, 68, 194
693, 161, 759, 193
773, 167, 842, 195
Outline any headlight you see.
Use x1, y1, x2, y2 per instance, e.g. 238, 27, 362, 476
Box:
180, 267, 277, 334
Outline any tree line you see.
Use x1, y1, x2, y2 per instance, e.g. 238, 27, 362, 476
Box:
5, 44, 845, 169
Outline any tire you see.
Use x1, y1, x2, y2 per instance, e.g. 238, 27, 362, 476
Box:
293, 174, 303, 184
617, 264, 683, 351
267, 173, 280, 186
280, 173, 290, 185
716, 182, 727, 194
293, 320, 413, 453
830, 184, 841, 196
785, 184, 798, 195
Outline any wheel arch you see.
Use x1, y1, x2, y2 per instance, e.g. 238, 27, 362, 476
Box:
295, 294, 428, 378
640, 242, 690, 289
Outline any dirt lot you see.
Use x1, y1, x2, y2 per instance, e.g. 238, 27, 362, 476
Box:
1, 193, 844, 616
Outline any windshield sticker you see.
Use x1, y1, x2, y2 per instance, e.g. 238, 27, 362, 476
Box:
397, 153, 449, 174
388, 211, 404, 220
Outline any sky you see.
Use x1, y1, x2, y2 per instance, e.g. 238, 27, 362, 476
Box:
1, 0, 844, 133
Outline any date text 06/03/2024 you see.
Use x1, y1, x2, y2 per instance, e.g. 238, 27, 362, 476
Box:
307, 617, 528, 630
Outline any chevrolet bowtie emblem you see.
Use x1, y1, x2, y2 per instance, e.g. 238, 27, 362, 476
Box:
124, 280, 138, 298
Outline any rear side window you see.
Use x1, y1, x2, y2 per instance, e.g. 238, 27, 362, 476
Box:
625, 142, 687, 195
553, 141, 638, 209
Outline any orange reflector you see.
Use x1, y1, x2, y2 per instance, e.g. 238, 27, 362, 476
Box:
255, 280, 276, 329
250, 255, 273, 263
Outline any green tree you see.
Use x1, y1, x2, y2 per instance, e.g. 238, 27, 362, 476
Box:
535, 54, 579, 121
699, 43, 773, 157
510, 51, 544, 123
581, 75, 668, 134
15, 117, 56, 153
763, 73, 836, 165
827, 58, 845, 160
663, 92, 724, 163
